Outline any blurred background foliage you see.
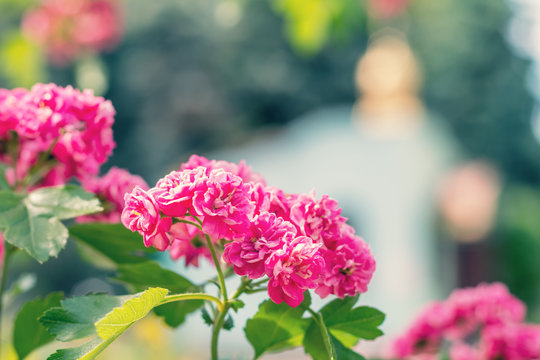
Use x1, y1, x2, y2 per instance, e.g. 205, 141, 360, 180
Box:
2, 0, 540, 351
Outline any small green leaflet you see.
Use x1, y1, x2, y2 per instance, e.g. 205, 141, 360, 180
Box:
13, 292, 63, 359
303, 296, 384, 359
245, 292, 311, 358
116, 261, 203, 328
43, 288, 169, 360
0, 186, 102, 263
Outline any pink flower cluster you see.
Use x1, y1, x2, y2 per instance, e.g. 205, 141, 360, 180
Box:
390, 282, 540, 360
122, 155, 375, 307
78, 167, 148, 223
0, 83, 115, 187
22, 0, 122, 64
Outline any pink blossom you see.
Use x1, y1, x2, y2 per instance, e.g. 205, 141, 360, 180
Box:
449, 342, 480, 360
390, 283, 530, 359
481, 324, 540, 360
223, 212, 297, 279
168, 222, 212, 267
78, 167, 148, 223
315, 225, 375, 298
289, 192, 346, 247
190, 169, 255, 239
0, 84, 116, 186
181, 154, 266, 185
152, 167, 207, 217
143, 216, 173, 251
265, 236, 324, 307
121, 186, 160, 241
22, 0, 123, 64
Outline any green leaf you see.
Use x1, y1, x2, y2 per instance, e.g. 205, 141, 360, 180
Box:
40, 294, 123, 341
223, 314, 234, 331
27, 185, 102, 220
318, 297, 385, 344
116, 262, 202, 328
69, 223, 156, 267
303, 311, 334, 360
303, 297, 385, 360
47, 337, 115, 360
95, 287, 168, 339
0, 186, 102, 263
153, 300, 203, 328
331, 334, 366, 360
201, 308, 213, 326
0, 164, 9, 190
45, 288, 169, 360
13, 292, 63, 359
245, 292, 311, 358
116, 262, 195, 293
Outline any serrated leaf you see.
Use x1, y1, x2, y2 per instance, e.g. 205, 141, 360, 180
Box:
47, 337, 114, 360
13, 292, 63, 359
40, 294, 123, 341
316, 296, 385, 345
27, 185, 102, 220
46, 288, 169, 360
95, 287, 169, 339
116, 262, 202, 328
0, 186, 102, 263
69, 223, 156, 267
245, 292, 311, 358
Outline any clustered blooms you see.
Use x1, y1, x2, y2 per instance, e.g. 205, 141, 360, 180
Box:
22, 0, 123, 64
0, 83, 116, 188
390, 282, 540, 360
78, 167, 148, 223
122, 155, 376, 307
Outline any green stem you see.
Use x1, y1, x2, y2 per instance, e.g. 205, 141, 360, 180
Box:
307, 307, 335, 360
159, 293, 223, 311
211, 304, 229, 360
0, 243, 14, 353
204, 233, 228, 301
172, 218, 202, 229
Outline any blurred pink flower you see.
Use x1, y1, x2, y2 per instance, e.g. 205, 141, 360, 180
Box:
22, 0, 123, 64
368, 0, 409, 19
79, 167, 148, 223
0, 83, 116, 187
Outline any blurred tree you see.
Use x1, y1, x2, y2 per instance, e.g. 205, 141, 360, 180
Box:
409, 0, 540, 186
